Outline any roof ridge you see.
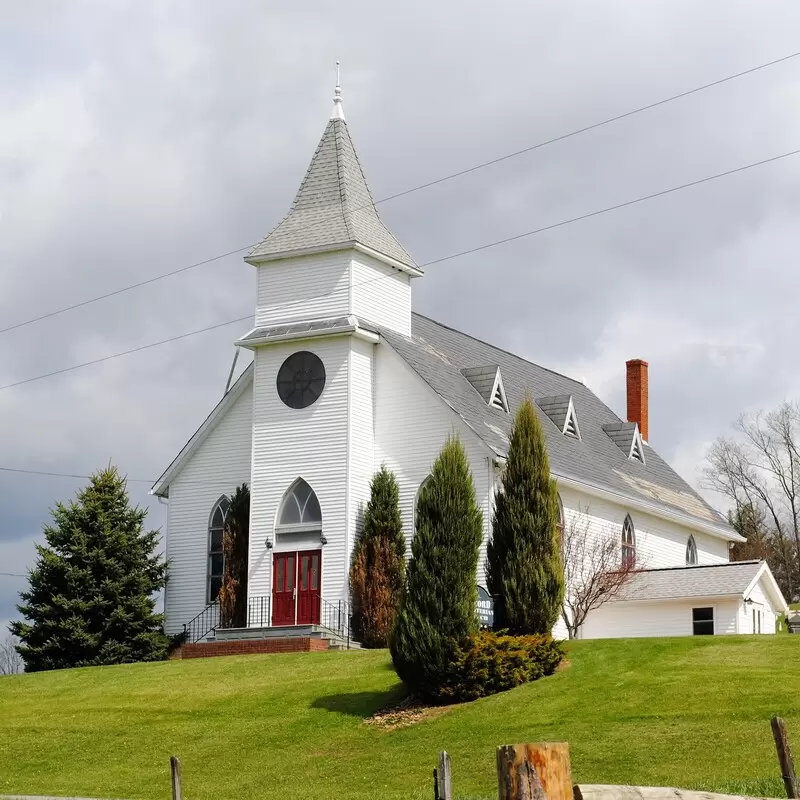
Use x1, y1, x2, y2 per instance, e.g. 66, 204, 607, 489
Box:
333, 120, 354, 242
411, 312, 586, 389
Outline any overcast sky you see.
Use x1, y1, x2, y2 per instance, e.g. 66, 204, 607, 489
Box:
2, 1, 800, 631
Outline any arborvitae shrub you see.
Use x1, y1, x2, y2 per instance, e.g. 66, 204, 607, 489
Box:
390, 436, 482, 700
487, 397, 565, 634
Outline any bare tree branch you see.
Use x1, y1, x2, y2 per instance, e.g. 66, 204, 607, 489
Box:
0, 633, 23, 676
560, 506, 638, 640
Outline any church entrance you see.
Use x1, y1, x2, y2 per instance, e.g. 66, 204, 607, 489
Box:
272, 551, 321, 626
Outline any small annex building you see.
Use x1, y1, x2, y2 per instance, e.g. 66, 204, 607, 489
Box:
152, 81, 787, 644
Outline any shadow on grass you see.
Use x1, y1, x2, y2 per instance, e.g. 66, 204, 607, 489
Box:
310, 684, 406, 718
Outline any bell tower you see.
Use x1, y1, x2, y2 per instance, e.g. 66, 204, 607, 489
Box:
238, 72, 421, 620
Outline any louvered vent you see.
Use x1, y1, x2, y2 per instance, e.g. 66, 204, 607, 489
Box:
536, 395, 581, 440
461, 365, 509, 413
630, 432, 645, 463
602, 421, 646, 465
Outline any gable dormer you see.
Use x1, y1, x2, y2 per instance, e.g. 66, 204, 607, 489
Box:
603, 421, 646, 464
461, 365, 509, 412
537, 395, 581, 440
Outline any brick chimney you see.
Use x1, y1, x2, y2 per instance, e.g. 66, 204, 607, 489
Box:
626, 359, 649, 442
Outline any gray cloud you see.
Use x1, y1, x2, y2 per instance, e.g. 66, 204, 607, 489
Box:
2, 0, 800, 624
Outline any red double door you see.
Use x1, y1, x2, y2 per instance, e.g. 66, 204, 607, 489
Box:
272, 551, 321, 626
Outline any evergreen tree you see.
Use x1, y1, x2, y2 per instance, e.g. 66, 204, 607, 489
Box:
487, 397, 564, 634
350, 466, 405, 648
11, 466, 169, 671
218, 483, 250, 629
390, 436, 483, 698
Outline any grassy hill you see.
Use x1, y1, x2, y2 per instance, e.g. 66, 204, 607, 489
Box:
1, 636, 799, 800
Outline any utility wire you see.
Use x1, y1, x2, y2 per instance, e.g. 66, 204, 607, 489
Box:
1, 48, 798, 337
0, 466, 154, 483
0, 315, 251, 390
0, 572, 27, 578
1, 144, 799, 393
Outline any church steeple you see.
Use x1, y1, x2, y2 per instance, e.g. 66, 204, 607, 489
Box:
245, 74, 419, 274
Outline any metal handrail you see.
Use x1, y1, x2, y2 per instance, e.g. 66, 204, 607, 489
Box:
182, 599, 220, 644
319, 597, 352, 648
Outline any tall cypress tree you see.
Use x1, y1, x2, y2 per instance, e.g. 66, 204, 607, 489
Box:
11, 466, 169, 671
390, 436, 483, 698
487, 397, 564, 634
349, 466, 405, 648
219, 483, 250, 629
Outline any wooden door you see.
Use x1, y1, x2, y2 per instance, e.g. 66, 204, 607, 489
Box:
272, 553, 296, 626
296, 550, 321, 625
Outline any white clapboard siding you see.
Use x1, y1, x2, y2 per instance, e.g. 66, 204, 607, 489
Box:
374, 342, 493, 576
740, 580, 777, 634
248, 337, 351, 608
351, 253, 412, 335
255, 252, 351, 326
581, 597, 741, 638
347, 337, 375, 570
164, 380, 254, 635
557, 487, 730, 571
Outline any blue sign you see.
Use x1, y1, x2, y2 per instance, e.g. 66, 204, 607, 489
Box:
476, 586, 494, 629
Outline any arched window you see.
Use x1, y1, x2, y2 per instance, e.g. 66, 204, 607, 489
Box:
686, 535, 698, 566
621, 514, 636, 569
208, 496, 230, 602
277, 478, 322, 532
557, 494, 565, 542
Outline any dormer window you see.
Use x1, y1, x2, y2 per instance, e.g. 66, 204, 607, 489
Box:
536, 395, 581, 440
603, 422, 646, 465
461, 365, 509, 413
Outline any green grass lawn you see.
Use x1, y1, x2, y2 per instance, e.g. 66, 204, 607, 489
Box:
1, 636, 798, 800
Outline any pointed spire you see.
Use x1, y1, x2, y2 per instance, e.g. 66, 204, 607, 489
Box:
331, 60, 345, 121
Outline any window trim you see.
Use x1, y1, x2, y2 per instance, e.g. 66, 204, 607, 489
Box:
692, 605, 715, 636
276, 478, 322, 535
685, 535, 698, 566
621, 514, 636, 569
414, 475, 432, 530
208, 495, 230, 603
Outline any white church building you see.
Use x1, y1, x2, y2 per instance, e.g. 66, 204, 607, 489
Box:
152, 83, 787, 648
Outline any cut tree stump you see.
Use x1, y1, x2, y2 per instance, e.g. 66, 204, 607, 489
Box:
497, 743, 572, 800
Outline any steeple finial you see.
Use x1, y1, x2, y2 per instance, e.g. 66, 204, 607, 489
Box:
331, 60, 345, 121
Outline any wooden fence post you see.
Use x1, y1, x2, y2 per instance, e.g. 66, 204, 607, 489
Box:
434, 751, 452, 800
170, 755, 183, 800
496, 743, 572, 800
772, 716, 799, 799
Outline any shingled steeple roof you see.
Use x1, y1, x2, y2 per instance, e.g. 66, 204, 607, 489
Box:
246, 89, 418, 272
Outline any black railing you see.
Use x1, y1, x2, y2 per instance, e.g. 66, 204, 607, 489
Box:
183, 599, 220, 644
320, 597, 352, 647
185, 595, 353, 648
247, 595, 271, 627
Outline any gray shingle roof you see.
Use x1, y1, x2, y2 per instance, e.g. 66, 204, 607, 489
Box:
247, 119, 418, 270
614, 561, 763, 601
537, 395, 573, 434
379, 313, 733, 534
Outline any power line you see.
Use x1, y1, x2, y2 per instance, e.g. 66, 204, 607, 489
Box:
0, 572, 27, 578
0, 466, 154, 483
1, 48, 798, 337
1, 144, 798, 393
0, 315, 251, 390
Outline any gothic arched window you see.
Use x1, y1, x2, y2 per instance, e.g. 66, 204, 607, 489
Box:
621, 514, 636, 569
414, 475, 432, 531
208, 496, 230, 602
686, 535, 698, 566
277, 478, 322, 532
557, 494, 565, 543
